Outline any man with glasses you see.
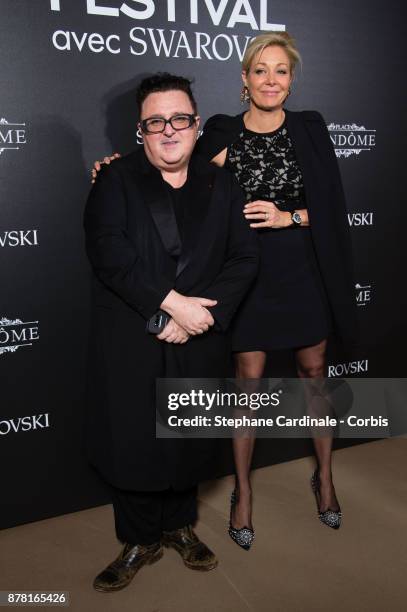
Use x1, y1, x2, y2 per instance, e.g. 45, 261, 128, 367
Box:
84, 73, 258, 592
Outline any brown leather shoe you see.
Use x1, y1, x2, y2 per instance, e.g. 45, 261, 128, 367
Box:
162, 525, 218, 571
93, 542, 163, 592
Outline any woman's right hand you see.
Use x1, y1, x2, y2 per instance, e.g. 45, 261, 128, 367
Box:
91, 152, 121, 183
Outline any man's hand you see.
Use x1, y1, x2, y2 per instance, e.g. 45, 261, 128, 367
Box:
160, 290, 217, 335
91, 152, 121, 183
156, 319, 189, 344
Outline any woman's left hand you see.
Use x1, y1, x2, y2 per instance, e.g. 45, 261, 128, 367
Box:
244, 200, 292, 229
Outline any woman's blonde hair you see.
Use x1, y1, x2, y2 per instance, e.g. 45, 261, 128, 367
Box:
242, 32, 301, 74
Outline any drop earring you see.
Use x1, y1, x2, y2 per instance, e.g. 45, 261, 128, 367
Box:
240, 85, 250, 104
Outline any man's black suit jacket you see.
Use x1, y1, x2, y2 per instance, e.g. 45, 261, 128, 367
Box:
83, 148, 259, 491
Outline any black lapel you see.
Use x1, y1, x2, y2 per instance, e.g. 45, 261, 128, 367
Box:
136, 150, 182, 259
284, 110, 323, 214
285, 111, 312, 184
175, 153, 216, 278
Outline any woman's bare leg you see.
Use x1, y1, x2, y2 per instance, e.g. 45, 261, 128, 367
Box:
231, 351, 267, 528
295, 339, 340, 511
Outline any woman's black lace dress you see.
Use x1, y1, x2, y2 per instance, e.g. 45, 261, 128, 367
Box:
225, 120, 331, 351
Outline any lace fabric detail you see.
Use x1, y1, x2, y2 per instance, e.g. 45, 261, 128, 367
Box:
226, 123, 305, 208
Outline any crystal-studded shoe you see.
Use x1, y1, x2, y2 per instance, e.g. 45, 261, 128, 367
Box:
311, 470, 342, 530
228, 490, 254, 550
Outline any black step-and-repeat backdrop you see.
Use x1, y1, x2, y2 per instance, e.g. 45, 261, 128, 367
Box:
1, 0, 405, 529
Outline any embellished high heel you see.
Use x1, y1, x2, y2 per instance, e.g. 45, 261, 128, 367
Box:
228, 490, 255, 550
311, 470, 342, 530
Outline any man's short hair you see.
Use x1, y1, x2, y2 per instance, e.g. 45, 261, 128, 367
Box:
136, 73, 198, 116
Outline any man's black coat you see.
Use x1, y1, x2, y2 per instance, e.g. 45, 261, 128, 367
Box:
84, 149, 259, 491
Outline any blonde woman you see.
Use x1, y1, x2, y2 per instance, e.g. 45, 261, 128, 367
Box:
195, 32, 356, 546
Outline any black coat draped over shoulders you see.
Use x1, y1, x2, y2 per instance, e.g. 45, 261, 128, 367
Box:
195, 110, 357, 346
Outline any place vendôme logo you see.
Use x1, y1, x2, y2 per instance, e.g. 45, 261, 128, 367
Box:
327, 122, 376, 159
0, 318, 40, 357
0, 117, 27, 156
355, 283, 372, 307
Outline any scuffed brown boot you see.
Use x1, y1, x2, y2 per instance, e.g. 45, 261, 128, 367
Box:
93, 541, 163, 592
162, 525, 218, 571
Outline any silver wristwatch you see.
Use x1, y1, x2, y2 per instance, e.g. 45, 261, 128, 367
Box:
291, 211, 302, 226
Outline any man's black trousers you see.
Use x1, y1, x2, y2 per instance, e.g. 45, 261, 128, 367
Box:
110, 486, 198, 545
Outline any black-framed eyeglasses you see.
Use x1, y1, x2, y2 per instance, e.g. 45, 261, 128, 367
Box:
140, 113, 197, 134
